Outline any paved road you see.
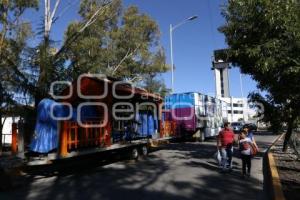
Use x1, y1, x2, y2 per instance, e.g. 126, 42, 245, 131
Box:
0, 133, 278, 200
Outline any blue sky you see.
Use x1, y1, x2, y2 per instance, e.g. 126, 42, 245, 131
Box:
24, 0, 258, 97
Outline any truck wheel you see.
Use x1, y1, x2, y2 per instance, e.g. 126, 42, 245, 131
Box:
140, 145, 148, 157
130, 148, 139, 160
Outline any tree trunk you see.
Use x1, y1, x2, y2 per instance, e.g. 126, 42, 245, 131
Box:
283, 113, 296, 152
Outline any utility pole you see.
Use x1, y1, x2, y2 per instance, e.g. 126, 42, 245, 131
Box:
169, 15, 198, 93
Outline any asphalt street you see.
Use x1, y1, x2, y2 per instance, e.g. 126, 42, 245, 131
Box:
0, 133, 278, 200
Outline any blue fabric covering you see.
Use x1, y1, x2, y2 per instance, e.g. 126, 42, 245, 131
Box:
30, 99, 71, 153
137, 112, 149, 137
147, 114, 155, 135
30, 99, 101, 153
136, 112, 157, 137
138, 114, 143, 135
141, 113, 148, 136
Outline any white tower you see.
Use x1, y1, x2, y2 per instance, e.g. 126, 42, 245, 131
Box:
212, 57, 231, 98
211, 49, 253, 123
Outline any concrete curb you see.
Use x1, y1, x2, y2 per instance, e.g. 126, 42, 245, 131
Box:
266, 133, 286, 200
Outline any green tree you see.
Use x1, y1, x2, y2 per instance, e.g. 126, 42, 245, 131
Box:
248, 92, 284, 134
0, 0, 38, 152
0, 0, 169, 151
220, 0, 300, 151
64, 0, 169, 91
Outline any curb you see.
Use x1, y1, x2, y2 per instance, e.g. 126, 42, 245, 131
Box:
266, 133, 286, 200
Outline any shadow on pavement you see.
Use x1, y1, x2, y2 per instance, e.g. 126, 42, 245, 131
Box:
0, 142, 267, 200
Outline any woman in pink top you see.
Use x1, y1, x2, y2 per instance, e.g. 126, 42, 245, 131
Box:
238, 130, 253, 178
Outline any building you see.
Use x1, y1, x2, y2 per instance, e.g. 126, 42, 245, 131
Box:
220, 97, 248, 122
212, 49, 255, 123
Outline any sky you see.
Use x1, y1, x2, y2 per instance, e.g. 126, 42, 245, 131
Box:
23, 0, 258, 98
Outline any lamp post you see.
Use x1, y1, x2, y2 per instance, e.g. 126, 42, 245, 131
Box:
170, 15, 198, 93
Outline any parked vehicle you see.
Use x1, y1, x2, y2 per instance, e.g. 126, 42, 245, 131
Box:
13, 77, 228, 166
231, 122, 244, 133
244, 123, 258, 132
27, 75, 166, 165
163, 92, 226, 141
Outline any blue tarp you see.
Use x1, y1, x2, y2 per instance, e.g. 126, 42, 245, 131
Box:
30, 99, 70, 153
30, 98, 101, 153
148, 114, 155, 135
139, 113, 148, 136
137, 112, 157, 137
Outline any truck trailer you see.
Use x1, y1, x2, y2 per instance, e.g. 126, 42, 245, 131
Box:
26, 75, 165, 165
162, 92, 226, 141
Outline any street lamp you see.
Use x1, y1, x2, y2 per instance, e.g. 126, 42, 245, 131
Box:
170, 15, 198, 93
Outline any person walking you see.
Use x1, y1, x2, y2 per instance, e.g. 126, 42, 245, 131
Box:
217, 122, 235, 172
242, 124, 259, 151
238, 130, 253, 178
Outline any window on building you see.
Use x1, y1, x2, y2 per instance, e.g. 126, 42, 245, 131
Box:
233, 103, 243, 107
233, 110, 243, 114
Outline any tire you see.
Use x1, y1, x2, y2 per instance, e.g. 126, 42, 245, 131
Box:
141, 145, 149, 156
130, 148, 139, 160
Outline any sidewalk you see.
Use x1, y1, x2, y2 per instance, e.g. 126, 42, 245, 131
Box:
198, 134, 278, 200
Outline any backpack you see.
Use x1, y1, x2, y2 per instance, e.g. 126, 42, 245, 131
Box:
239, 140, 250, 151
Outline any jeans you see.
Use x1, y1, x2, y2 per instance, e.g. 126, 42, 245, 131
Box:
220, 146, 233, 170
241, 154, 251, 175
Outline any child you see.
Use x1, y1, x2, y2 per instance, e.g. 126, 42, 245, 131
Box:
238, 130, 253, 177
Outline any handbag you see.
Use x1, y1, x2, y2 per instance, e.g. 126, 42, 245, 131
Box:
250, 143, 258, 156
214, 150, 222, 165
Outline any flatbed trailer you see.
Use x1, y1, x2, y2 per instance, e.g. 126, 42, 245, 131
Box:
11, 75, 187, 168
25, 136, 175, 167
26, 139, 150, 166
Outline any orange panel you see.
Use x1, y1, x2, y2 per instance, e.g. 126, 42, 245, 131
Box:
11, 123, 18, 154
59, 121, 68, 157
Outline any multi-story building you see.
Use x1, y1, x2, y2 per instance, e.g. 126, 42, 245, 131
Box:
212, 50, 255, 123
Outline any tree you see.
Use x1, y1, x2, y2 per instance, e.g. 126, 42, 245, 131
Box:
64, 0, 169, 91
0, 0, 38, 152
0, 0, 169, 151
248, 92, 284, 134
219, 0, 300, 151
